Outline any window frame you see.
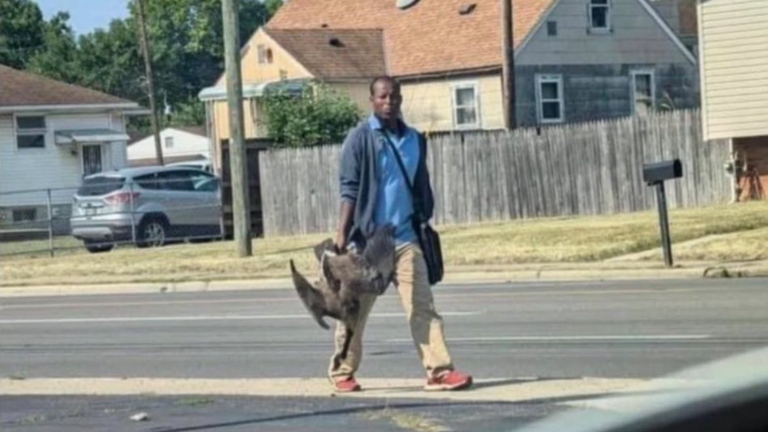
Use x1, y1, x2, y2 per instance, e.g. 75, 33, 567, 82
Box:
14, 115, 47, 150
631, 69, 656, 116
257, 44, 273, 64
535, 74, 565, 125
588, 0, 611, 33
451, 81, 481, 130
547, 20, 558, 37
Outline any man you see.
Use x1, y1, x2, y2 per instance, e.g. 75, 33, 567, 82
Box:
329, 75, 473, 393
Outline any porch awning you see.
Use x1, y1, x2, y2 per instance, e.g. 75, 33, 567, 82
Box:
198, 79, 309, 102
55, 129, 131, 145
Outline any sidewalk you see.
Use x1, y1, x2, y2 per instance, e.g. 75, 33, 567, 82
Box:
3, 260, 766, 298
0, 377, 655, 403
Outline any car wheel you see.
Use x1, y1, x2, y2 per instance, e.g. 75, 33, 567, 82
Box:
84, 240, 114, 253
137, 216, 169, 248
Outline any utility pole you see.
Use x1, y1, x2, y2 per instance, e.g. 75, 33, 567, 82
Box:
222, 0, 252, 257
136, 0, 164, 165
501, 0, 516, 130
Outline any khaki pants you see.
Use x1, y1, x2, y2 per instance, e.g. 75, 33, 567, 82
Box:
328, 243, 454, 379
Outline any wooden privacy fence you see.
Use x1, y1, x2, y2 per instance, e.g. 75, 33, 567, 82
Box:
259, 109, 732, 236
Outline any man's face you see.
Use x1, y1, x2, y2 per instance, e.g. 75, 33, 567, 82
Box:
370, 80, 402, 121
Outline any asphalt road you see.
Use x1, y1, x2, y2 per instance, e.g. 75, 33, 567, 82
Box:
2, 278, 767, 380
0, 395, 565, 432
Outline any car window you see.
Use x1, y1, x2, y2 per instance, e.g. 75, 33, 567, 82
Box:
158, 171, 196, 191
194, 176, 219, 192
77, 176, 125, 196
134, 173, 160, 190
187, 171, 217, 192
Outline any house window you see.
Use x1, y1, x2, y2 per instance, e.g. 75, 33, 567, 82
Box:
452, 83, 480, 129
165, 136, 174, 149
536, 75, 564, 124
12, 208, 37, 222
16, 116, 46, 149
631, 70, 655, 116
589, 0, 611, 32
547, 21, 558, 36
257, 45, 273, 64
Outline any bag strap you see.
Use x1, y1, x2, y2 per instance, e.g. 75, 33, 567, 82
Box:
381, 132, 414, 193
380, 131, 423, 220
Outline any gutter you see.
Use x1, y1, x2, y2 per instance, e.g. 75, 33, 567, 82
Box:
0, 103, 143, 114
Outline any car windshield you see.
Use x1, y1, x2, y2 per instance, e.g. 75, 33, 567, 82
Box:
76, 176, 125, 197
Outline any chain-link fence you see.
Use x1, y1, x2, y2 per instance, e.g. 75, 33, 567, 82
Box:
0, 175, 226, 258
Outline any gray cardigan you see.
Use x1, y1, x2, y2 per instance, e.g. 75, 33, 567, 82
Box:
339, 120, 435, 248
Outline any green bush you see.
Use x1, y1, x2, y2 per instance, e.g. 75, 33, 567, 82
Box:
264, 84, 362, 147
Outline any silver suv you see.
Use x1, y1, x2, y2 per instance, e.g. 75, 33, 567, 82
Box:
70, 166, 222, 253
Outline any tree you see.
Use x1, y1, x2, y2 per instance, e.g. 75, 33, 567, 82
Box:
264, 84, 362, 148
7, 0, 283, 132
27, 12, 80, 83
75, 19, 145, 104
265, 0, 284, 18
131, 0, 272, 125
0, 0, 45, 69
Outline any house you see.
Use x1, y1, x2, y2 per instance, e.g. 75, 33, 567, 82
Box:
697, 0, 768, 201
200, 0, 700, 168
649, 0, 698, 55
199, 27, 386, 173
268, 0, 699, 129
0, 65, 144, 230
128, 126, 212, 167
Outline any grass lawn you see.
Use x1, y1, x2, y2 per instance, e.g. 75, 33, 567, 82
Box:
2, 201, 768, 286
643, 226, 768, 262
0, 236, 84, 257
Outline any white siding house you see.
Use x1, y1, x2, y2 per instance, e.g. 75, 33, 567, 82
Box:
0, 65, 144, 230
697, 0, 768, 200
128, 126, 211, 167
698, 0, 768, 140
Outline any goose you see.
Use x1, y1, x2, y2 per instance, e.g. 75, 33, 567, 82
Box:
289, 224, 396, 364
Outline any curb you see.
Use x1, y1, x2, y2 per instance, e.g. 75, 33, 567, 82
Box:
3, 262, 766, 298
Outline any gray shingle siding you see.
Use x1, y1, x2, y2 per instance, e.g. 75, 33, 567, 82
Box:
514, 63, 699, 127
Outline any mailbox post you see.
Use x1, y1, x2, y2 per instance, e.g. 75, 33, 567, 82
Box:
642, 159, 683, 268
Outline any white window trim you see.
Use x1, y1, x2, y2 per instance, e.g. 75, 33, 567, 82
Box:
536, 74, 564, 125
451, 81, 481, 130
588, 0, 612, 34
14, 114, 48, 151
630, 69, 656, 115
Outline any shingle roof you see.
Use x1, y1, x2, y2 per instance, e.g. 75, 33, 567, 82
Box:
267, 0, 558, 77
0, 64, 137, 108
265, 28, 386, 79
174, 126, 207, 137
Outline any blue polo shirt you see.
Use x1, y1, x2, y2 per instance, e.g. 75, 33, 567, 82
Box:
368, 115, 420, 245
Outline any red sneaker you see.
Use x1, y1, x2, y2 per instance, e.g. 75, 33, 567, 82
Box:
424, 370, 473, 391
332, 376, 362, 393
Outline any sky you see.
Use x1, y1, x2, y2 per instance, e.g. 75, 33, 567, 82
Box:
35, 0, 131, 36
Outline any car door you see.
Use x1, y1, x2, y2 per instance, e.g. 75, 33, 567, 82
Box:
187, 170, 220, 228
156, 170, 199, 232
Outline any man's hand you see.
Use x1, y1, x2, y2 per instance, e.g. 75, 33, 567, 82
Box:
334, 232, 348, 254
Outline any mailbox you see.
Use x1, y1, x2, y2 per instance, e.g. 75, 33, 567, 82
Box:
642, 158, 684, 268
643, 159, 683, 185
